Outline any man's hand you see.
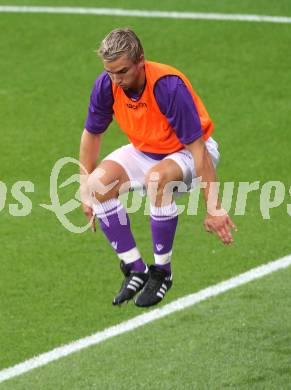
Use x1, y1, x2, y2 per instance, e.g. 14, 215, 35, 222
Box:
80, 174, 96, 233
79, 130, 101, 233
204, 211, 237, 245
80, 177, 96, 233
82, 203, 96, 233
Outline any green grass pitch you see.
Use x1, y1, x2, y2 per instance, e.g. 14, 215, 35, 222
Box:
2, 266, 291, 389
0, 0, 291, 388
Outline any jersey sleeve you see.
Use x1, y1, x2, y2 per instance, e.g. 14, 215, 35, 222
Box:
154, 75, 202, 144
84, 71, 114, 134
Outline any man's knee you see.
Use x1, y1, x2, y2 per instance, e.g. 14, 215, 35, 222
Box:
87, 167, 119, 203
145, 169, 170, 196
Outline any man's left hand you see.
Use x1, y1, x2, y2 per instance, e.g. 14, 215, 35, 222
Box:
204, 211, 237, 245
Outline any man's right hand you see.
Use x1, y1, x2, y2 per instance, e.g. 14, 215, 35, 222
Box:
79, 130, 101, 233
82, 203, 96, 233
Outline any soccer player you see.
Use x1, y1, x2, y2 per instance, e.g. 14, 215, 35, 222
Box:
80, 28, 236, 307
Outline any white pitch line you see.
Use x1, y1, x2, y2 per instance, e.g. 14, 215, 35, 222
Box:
0, 6, 291, 24
1, 255, 291, 384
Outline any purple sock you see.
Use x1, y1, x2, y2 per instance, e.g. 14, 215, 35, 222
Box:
155, 262, 172, 274
93, 199, 146, 273
130, 259, 147, 273
150, 203, 178, 275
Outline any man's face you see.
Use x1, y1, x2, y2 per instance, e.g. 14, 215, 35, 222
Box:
103, 54, 145, 91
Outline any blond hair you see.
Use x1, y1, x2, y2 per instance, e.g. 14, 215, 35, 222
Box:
98, 28, 144, 63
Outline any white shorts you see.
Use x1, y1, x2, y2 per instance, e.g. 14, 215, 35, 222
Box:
103, 137, 220, 193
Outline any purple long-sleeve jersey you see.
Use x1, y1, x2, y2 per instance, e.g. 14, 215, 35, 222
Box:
85, 71, 202, 158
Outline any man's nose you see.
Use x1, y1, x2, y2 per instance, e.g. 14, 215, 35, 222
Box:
112, 74, 122, 84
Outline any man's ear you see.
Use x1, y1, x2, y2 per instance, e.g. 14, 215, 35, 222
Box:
138, 54, 145, 67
